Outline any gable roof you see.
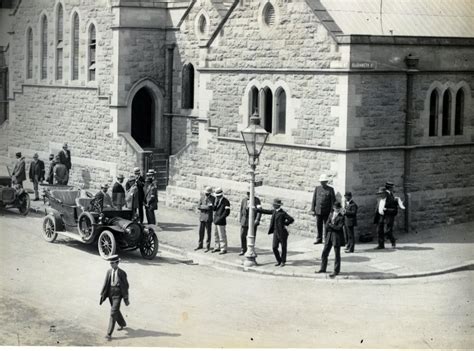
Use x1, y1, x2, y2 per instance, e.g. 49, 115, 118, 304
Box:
317, 0, 474, 38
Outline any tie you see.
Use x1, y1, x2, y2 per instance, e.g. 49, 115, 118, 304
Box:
112, 270, 116, 286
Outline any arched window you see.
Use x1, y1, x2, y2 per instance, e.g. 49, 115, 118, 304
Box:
56, 4, 63, 80
263, 3, 276, 26
26, 27, 33, 79
429, 90, 438, 137
261, 87, 273, 133
275, 88, 286, 134
181, 63, 194, 109
40, 15, 48, 80
248, 86, 259, 118
71, 12, 79, 80
442, 90, 451, 136
455, 89, 464, 135
88, 24, 96, 81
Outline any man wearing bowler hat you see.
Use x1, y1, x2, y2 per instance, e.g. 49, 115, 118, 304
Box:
212, 187, 231, 254
196, 186, 215, 252
100, 254, 129, 340
311, 173, 336, 245
374, 187, 397, 249
343, 191, 358, 253
258, 198, 294, 267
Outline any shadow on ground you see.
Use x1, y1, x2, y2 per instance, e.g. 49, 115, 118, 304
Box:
112, 327, 181, 340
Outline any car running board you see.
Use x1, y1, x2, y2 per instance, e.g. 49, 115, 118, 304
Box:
58, 231, 87, 243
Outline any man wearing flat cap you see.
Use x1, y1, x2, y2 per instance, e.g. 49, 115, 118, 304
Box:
374, 187, 397, 249
112, 175, 126, 210
212, 187, 231, 254
343, 191, 358, 253
100, 255, 129, 340
196, 186, 215, 252
12, 152, 26, 188
258, 198, 295, 267
58, 143, 72, 185
311, 173, 336, 245
28, 153, 45, 201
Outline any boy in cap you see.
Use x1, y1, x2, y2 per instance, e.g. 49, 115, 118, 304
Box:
212, 187, 231, 254
258, 198, 295, 267
317, 201, 345, 277
311, 173, 336, 245
343, 191, 358, 253
112, 175, 126, 210
12, 152, 26, 187
100, 255, 130, 340
196, 186, 215, 252
29, 153, 45, 201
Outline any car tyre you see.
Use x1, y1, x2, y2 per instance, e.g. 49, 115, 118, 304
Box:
140, 229, 159, 260
98, 230, 116, 259
42, 215, 58, 243
77, 212, 96, 244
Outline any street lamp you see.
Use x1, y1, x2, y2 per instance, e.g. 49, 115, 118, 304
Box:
240, 112, 269, 267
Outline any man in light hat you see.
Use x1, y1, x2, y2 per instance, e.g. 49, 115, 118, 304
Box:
58, 143, 72, 185
257, 198, 294, 267
196, 186, 215, 252
112, 174, 126, 210
29, 153, 45, 201
144, 170, 158, 224
100, 254, 130, 341
212, 187, 231, 254
311, 173, 336, 244
374, 187, 397, 249
12, 152, 26, 187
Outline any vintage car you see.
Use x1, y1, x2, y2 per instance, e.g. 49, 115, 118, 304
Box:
42, 188, 159, 259
0, 165, 30, 215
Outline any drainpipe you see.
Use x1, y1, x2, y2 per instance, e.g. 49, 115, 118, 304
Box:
166, 44, 175, 155
403, 54, 419, 232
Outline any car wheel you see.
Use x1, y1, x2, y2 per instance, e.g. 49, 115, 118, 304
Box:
77, 212, 96, 244
140, 229, 159, 260
42, 215, 58, 243
18, 192, 30, 216
98, 230, 116, 259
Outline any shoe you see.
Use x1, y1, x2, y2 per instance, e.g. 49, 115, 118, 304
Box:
313, 240, 323, 245
117, 325, 126, 331
211, 249, 220, 253
280, 263, 286, 267
374, 246, 385, 250
329, 272, 338, 278
105, 335, 112, 341
219, 251, 227, 255
238, 251, 245, 256
391, 239, 397, 248
275, 262, 281, 266
204, 248, 211, 252
194, 246, 203, 251
344, 249, 353, 253
316, 269, 326, 273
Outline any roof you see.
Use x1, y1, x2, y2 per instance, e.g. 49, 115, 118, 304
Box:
318, 0, 474, 38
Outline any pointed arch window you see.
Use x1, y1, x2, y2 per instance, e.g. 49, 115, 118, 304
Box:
88, 24, 96, 81
26, 28, 33, 79
248, 86, 259, 119
455, 89, 464, 135
40, 15, 48, 80
428, 90, 438, 137
275, 88, 286, 134
56, 4, 63, 80
442, 90, 451, 136
181, 63, 194, 109
72, 12, 79, 80
261, 87, 273, 133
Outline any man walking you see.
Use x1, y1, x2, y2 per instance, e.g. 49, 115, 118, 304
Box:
29, 153, 45, 201
58, 143, 72, 184
12, 152, 26, 188
53, 155, 69, 185
212, 188, 230, 255
311, 174, 336, 244
239, 191, 262, 256
112, 175, 126, 210
317, 201, 345, 277
374, 187, 397, 249
258, 198, 294, 267
343, 191, 358, 253
100, 255, 129, 341
144, 171, 158, 225
196, 186, 214, 252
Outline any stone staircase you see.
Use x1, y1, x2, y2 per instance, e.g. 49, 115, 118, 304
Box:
143, 148, 169, 190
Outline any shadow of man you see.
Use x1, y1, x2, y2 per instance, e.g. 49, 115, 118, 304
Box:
113, 327, 181, 340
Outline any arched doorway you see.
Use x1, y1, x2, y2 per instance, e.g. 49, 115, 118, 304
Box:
131, 87, 154, 148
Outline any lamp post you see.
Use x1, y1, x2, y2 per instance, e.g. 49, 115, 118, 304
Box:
240, 112, 269, 267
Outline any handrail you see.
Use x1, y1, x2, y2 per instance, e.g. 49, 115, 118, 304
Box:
118, 132, 152, 172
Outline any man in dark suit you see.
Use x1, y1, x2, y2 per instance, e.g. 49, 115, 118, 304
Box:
258, 198, 294, 267
129, 167, 145, 223
58, 143, 72, 185
196, 186, 215, 252
29, 153, 45, 201
112, 174, 126, 209
100, 255, 129, 341
212, 188, 231, 254
317, 201, 345, 277
374, 187, 397, 249
239, 191, 262, 256
90, 183, 113, 212
343, 191, 358, 253
311, 173, 336, 245
144, 172, 158, 225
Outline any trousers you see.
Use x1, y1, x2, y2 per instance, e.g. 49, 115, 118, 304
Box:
214, 225, 227, 252
344, 225, 355, 252
107, 287, 126, 336
272, 234, 287, 264
32, 175, 40, 199
240, 225, 258, 252
145, 207, 156, 225
316, 213, 330, 241
377, 215, 396, 247
320, 237, 341, 274
198, 221, 212, 248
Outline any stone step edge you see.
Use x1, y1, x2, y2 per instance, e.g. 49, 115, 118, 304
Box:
159, 242, 474, 280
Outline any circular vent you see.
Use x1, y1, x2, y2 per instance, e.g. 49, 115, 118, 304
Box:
263, 3, 275, 26
198, 14, 207, 34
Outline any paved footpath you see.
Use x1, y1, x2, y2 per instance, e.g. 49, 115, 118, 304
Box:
29, 197, 474, 280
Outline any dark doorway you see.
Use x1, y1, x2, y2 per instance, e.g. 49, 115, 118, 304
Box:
132, 88, 154, 148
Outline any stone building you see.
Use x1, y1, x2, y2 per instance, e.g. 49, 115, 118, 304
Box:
0, 0, 473, 235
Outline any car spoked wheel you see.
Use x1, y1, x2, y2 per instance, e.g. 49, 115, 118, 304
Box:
140, 229, 158, 260
42, 215, 58, 243
77, 212, 96, 244
18, 193, 30, 216
98, 230, 116, 259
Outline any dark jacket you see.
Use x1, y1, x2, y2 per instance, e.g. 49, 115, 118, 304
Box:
29, 159, 45, 181
53, 163, 69, 185
213, 196, 230, 225
47, 161, 55, 184
239, 196, 262, 227
344, 200, 358, 227
126, 176, 145, 203
58, 149, 72, 170
326, 211, 346, 247
12, 157, 26, 183
100, 268, 129, 305
374, 196, 398, 224
311, 185, 336, 216
198, 194, 215, 222
258, 208, 295, 239
112, 182, 126, 209
145, 182, 158, 210
90, 190, 113, 212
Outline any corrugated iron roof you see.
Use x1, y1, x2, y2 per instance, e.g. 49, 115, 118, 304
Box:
319, 0, 474, 37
